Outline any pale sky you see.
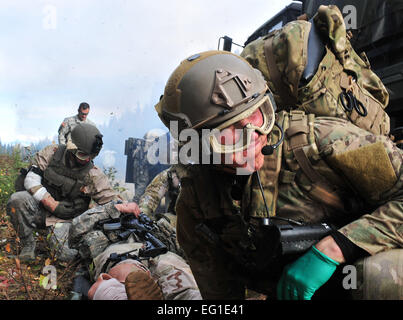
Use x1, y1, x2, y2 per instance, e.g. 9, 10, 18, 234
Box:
0, 0, 293, 145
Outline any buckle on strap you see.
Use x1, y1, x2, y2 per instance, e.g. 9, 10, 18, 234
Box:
286, 111, 309, 150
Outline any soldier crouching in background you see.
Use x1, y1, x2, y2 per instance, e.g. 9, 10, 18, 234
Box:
6, 123, 123, 262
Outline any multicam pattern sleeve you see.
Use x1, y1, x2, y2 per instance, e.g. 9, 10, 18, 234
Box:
150, 251, 202, 300
139, 169, 169, 215
314, 117, 403, 255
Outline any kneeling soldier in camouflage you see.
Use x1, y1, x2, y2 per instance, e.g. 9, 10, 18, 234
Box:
7, 123, 120, 262
154, 50, 402, 300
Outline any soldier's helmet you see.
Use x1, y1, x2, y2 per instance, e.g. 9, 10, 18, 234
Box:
67, 123, 103, 160
155, 50, 276, 154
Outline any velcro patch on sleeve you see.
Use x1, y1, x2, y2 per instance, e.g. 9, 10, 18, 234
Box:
328, 141, 397, 200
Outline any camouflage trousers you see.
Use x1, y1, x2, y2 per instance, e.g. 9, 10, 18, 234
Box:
351, 249, 402, 300
285, 249, 403, 300
6, 191, 78, 262
248, 249, 403, 300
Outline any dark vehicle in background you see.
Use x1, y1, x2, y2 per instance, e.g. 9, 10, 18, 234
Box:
220, 0, 403, 131
124, 134, 170, 199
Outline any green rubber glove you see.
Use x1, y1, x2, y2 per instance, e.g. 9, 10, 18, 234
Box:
277, 246, 339, 300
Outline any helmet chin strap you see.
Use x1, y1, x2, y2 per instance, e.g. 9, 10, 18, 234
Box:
261, 122, 284, 155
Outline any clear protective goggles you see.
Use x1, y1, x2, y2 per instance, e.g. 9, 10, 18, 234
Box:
74, 149, 91, 161
205, 94, 275, 154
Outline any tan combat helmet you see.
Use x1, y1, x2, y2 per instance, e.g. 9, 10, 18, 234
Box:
155, 50, 276, 154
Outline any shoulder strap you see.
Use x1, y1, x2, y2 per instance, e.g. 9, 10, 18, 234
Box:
286, 111, 344, 211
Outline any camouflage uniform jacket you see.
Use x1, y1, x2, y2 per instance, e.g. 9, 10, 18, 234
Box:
175, 113, 403, 299
139, 167, 181, 216
33, 144, 118, 205
58, 114, 96, 145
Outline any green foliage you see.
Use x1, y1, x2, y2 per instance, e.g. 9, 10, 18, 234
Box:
0, 139, 52, 159
0, 147, 30, 211
103, 166, 127, 194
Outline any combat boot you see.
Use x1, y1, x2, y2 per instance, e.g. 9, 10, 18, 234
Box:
19, 236, 36, 262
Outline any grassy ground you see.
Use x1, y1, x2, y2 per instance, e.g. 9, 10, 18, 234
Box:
0, 153, 78, 300
0, 213, 79, 300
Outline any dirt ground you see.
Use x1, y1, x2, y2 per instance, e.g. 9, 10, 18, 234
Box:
0, 210, 79, 300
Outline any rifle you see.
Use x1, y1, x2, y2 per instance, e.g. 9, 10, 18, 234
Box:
195, 219, 332, 275
100, 213, 168, 259
254, 170, 332, 257
195, 171, 333, 274
100, 248, 141, 274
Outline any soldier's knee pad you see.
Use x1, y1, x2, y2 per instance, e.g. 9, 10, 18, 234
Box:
7, 191, 36, 212
78, 230, 110, 261
6, 191, 44, 230
358, 249, 403, 300
7, 191, 25, 207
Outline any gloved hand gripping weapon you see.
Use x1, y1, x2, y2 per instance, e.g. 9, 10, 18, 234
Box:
195, 171, 332, 273
255, 171, 332, 257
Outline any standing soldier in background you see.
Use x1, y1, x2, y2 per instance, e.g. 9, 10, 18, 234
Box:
58, 102, 97, 145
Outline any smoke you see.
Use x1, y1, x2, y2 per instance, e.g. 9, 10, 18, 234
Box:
101, 149, 116, 168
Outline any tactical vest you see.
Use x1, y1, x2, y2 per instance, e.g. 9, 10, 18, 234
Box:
241, 5, 390, 136
43, 145, 92, 207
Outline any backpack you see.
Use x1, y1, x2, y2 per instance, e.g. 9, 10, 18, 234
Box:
241, 5, 390, 136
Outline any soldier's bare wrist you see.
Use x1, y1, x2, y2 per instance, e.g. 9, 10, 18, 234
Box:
40, 193, 59, 212
315, 235, 346, 264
